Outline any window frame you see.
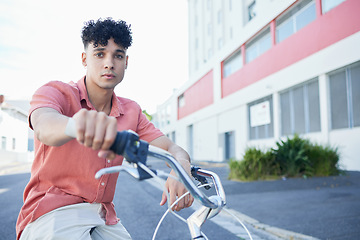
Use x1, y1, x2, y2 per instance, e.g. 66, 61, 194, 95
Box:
245, 26, 271, 63
248, 95, 274, 140
279, 78, 321, 136
223, 49, 243, 78
329, 61, 360, 130
276, 0, 316, 43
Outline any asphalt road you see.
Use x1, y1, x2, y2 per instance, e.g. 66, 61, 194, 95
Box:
1, 162, 359, 240
0, 170, 245, 240
203, 165, 360, 240
0, 172, 30, 240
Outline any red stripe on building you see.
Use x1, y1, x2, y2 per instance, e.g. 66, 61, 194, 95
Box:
178, 70, 214, 119
222, 0, 360, 98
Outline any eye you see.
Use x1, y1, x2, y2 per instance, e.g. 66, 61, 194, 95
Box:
95, 52, 104, 57
115, 54, 124, 59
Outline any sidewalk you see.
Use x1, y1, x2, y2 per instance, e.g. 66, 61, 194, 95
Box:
0, 161, 32, 176
194, 161, 360, 240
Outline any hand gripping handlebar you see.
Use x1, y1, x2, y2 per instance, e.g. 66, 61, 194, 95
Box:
65, 118, 226, 212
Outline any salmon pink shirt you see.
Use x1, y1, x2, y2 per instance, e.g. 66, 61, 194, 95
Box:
16, 77, 163, 239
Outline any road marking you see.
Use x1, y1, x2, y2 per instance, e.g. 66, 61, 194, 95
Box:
0, 188, 9, 194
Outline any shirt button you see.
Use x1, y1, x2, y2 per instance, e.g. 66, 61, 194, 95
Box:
107, 159, 111, 163
101, 182, 105, 186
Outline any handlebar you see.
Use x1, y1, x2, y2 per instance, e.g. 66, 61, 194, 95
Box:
65, 118, 226, 210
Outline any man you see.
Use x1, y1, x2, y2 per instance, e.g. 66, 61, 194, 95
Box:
16, 18, 193, 240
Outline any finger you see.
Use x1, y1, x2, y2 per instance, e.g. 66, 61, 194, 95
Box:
98, 150, 116, 160
170, 191, 177, 211
187, 195, 194, 207
176, 193, 185, 211
106, 151, 116, 160
84, 111, 97, 147
160, 191, 167, 206
101, 117, 117, 151
92, 113, 107, 150
74, 110, 87, 144
184, 193, 190, 207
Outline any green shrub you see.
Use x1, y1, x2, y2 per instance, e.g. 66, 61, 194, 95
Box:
228, 134, 341, 181
307, 144, 341, 176
272, 134, 313, 177
229, 148, 280, 181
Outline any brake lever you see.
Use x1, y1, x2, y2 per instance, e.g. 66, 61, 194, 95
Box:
191, 166, 211, 190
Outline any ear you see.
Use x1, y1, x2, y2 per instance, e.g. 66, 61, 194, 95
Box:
81, 52, 87, 67
125, 55, 129, 69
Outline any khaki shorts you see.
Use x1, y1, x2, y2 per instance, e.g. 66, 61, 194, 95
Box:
20, 203, 132, 240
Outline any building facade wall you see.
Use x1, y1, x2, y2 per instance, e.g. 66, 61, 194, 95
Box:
156, 0, 360, 171
0, 108, 29, 162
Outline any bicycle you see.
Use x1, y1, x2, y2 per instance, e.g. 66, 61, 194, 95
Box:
65, 118, 253, 240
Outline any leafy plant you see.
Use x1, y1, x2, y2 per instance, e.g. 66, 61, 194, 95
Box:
307, 144, 341, 176
228, 134, 341, 181
272, 134, 313, 177
229, 148, 279, 181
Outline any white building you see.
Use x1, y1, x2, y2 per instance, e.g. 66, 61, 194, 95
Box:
0, 97, 33, 163
156, 0, 360, 171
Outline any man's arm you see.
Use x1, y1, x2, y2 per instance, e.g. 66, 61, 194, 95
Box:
31, 107, 118, 159
31, 107, 73, 146
149, 136, 194, 211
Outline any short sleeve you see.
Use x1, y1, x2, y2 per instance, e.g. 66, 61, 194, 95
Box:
28, 81, 74, 129
136, 108, 163, 143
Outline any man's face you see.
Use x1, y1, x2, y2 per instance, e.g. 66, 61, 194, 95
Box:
82, 38, 128, 90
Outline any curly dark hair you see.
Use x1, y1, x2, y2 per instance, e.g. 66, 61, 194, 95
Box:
81, 18, 132, 49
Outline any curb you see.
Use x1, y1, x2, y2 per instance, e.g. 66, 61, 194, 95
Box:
224, 208, 321, 240
193, 160, 229, 168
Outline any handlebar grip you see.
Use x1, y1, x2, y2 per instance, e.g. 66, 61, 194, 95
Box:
109, 131, 129, 155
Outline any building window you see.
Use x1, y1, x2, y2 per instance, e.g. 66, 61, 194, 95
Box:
224, 131, 235, 160
246, 27, 271, 63
322, 0, 346, 13
12, 138, 16, 150
1, 136, 6, 150
218, 38, 223, 50
28, 139, 34, 152
187, 125, 194, 158
248, 1, 256, 21
207, 23, 212, 36
208, 48, 213, 59
207, 0, 212, 10
329, 61, 360, 129
280, 79, 321, 136
171, 131, 176, 143
276, 0, 316, 43
223, 50, 242, 78
217, 10, 222, 24
248, 96, 274, 140
178, 94, 185, 108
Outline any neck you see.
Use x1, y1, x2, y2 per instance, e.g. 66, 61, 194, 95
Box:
85, 78, 113, 115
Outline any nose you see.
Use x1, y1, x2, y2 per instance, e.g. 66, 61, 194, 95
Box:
104, 56, 114, 70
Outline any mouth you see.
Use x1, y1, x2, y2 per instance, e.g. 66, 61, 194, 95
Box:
101, 73, 116, 79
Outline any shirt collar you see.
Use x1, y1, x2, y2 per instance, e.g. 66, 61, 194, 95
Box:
76, 76, 124, 117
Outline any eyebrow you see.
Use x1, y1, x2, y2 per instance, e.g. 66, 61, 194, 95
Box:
93, 47, 126, 54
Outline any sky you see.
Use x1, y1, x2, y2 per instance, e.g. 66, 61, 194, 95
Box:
0, 0, 189, 114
